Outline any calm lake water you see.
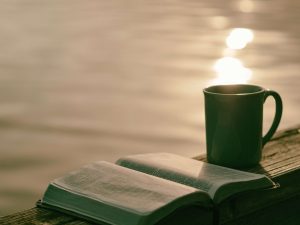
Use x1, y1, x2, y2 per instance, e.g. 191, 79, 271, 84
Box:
1, 0, 300, 216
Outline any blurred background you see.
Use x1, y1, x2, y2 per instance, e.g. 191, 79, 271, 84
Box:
0, 0, 299, 216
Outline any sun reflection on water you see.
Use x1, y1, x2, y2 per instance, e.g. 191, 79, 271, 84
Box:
226, 28, 254, 50
210, 28, 254, 85
212, 57, 252, 84
238, 0, 255, 13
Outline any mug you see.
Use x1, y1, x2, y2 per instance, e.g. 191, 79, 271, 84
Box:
203, 84, 283, 168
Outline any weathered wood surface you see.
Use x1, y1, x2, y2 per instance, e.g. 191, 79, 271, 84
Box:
1, 125, 300, 225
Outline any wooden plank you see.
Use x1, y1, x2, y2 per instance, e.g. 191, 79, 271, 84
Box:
0, 207, 94, 225
1, 125, 300, 225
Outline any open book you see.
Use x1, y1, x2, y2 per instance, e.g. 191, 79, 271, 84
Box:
39, 153, 275, 225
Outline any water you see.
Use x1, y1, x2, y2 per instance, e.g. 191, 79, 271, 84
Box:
0, 0, 299, 216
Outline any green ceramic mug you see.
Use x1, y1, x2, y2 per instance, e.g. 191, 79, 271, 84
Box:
203, 84, 283, 168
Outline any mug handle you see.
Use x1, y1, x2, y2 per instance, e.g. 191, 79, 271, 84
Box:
262, 90, 283, 146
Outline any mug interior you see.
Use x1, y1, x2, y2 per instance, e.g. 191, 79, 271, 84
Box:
204, 84, 264, 95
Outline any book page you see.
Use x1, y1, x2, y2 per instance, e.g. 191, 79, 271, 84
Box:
116, 153, 273, 203
52, 161, 211, 214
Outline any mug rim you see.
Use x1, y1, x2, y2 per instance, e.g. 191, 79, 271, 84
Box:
203, 84, 265, 96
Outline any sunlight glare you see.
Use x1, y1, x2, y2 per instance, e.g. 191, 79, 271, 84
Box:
212, 57, 252, 84
226, 28, 254, 50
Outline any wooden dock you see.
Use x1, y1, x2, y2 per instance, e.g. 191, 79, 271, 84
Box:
1, 125, 300, 225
